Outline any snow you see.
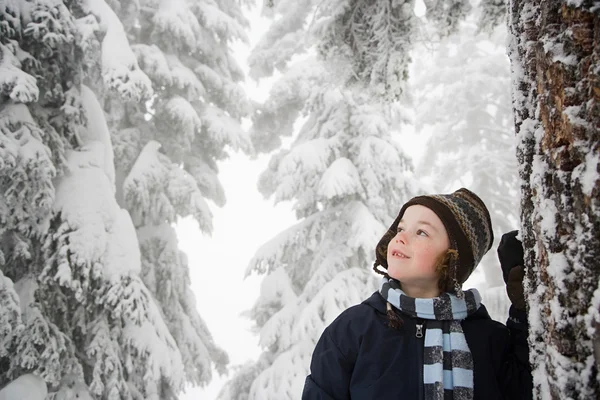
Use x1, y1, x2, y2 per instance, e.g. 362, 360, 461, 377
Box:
123, 140, 171, 225
346, 201, 386, 258
166, 55, 206, 99
123, 140, 213, 231
53, 375, 93, 400
53, 145, 121, 272
246, 0, 315, 79
123, 315, 185, 391
13, 277, 37, 313
104, 209, 142, 278
275, 138, 334, 200
202, 104, 251, 152
0, 104, 54, 180
80, 85, 115, 189
0, 270, 22, 359
52, 139, 142, 285
572, 151, 600, 197
246, 206, 341, 276
563, 105, 589, 127
0, 374, 47, 400
153, 0, 203, 51
0, 41, 39, 103
132, 44, 172, 86
317, 157, 362, 199
565, 0, 584, 7
162, 96, 201, 147
81, 0, 152, 101
196, 0, 247, 41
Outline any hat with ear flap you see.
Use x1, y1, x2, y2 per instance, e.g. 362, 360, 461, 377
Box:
374, 188, 494, 290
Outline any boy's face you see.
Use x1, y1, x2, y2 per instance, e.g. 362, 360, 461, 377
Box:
386, 205, 450, 297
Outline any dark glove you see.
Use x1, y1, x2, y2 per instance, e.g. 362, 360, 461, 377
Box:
497, 230, 524, 283
497, 230, 526, 311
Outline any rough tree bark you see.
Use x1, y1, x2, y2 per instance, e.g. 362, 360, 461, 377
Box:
508, 0, 600, 398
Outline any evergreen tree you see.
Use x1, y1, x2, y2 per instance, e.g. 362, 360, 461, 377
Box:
220, 1, 418, 398
508, 0, 600, 398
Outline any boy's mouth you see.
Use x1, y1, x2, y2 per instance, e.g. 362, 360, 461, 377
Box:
391, 249, 410, 259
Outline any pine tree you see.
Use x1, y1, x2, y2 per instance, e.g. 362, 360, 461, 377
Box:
507, 0, 600, 398
102, 0, 252, 387
220, 1, 418, 398
411, 13, 517, 320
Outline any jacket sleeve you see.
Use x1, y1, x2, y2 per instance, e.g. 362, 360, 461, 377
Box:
302, 327, 355, 400
500, 305, 533, 400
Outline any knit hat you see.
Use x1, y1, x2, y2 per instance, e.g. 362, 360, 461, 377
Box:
374, 188, 494, 289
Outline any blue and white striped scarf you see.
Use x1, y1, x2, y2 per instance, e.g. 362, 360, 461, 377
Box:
380, 277, 481, 400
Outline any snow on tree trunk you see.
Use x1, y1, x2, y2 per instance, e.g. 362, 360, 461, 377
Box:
507, 1, 600, 398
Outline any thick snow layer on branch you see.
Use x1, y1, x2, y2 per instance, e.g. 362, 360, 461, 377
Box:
166, 55, 206, 100
0, 270, 22, 358
80, 85, 115, 188
317, 157, 362, 199
202, 104, 250, 152
53, 142, 141, 283
132, 44, 172, 86
123, 141, 212, 231
123, 307, 186, 389
246, 207, 341, 276
0, 41, 38, 103
81, 0, 152, 101
153, 0, 202, 51
0, 374, 47, 400
344, 201, 386, 258
196, 0, 247, 41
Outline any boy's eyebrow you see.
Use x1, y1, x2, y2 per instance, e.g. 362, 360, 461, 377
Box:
398, 219, 440, 233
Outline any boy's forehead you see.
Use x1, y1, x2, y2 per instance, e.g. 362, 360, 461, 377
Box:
399, 205, 444, 228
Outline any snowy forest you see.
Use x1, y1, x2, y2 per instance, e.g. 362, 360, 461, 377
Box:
0, 0, 598, 399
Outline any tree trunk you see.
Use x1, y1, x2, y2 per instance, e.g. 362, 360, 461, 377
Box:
508, 0, 600, 398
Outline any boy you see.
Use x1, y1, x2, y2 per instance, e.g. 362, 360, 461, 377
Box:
302, 188, 532, 400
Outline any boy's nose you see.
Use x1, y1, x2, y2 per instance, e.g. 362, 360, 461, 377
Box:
395, 231, 408, 244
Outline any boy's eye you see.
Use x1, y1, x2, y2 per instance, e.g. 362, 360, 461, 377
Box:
397, 226, 404, 233
417, 229, 428, 237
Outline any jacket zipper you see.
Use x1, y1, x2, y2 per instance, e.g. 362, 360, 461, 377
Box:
416, 319, 425, 400
415, 321, 424, 338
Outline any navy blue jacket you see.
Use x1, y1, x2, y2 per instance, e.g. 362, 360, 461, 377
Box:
302, 291, 532, 399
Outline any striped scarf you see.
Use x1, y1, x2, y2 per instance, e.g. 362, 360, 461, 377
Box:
379, 277, 482, 400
